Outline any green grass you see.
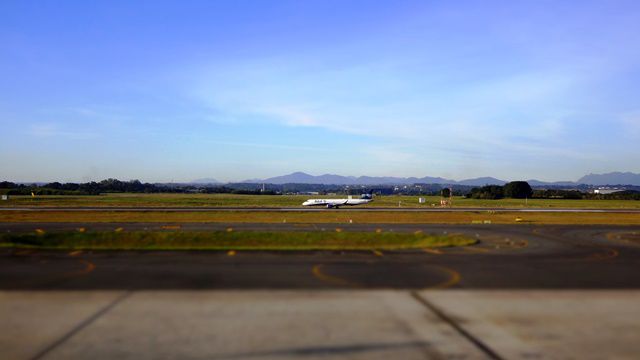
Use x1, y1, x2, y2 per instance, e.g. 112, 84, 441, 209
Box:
2, 193, 639, 209
0, 230, 476, 250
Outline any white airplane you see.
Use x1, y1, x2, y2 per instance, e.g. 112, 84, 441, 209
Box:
302, 194, 373, 208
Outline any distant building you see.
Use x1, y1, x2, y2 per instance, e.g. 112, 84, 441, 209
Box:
593, 188, 624, 195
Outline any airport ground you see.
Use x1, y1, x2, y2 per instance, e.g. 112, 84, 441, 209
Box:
3, 192, 640, 209
1, 202, 640, 359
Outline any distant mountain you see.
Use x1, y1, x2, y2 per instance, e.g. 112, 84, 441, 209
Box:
526, 179, 577, 187
241, 171, 640, 186
577, 172, 640, 186
255, 172, 355, 185
190, 178, 221, 184
457, 177, 506, 186
245, 172, 495, 186
413, 176, 455, 184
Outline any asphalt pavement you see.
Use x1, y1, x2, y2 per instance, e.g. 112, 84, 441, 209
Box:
2, 224, 639, 290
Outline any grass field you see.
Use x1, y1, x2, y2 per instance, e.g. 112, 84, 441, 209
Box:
2, 193, 640, 209
3, 210, 640, 225
0, 231, 475, 250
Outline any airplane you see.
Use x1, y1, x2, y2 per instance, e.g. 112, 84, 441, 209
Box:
302, 193, 373, 209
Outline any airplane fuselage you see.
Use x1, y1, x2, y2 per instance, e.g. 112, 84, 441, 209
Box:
302, 198, 372, 208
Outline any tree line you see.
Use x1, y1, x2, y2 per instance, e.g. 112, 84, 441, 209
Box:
467, 181, 640, 200
0, 179, 283, 196
467, 181, 533, 199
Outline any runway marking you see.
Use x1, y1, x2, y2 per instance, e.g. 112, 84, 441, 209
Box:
311, 264, 360, 287
227, 250, 236, 256
35, 228, 45, 235
462, 246, 490, 253
422, 248, 443, 255
372, 250, 384, 257
606, 231, 640, 246
68, 250, 83, 257
161, 225, 181, 230
423, 265, 461, 290
586, 248, 619, 261
76, 259, 96, 275
335, 228, 342, 233
226, 227, 233, 232
114, 227, 124, 232
76, 227, 85, 233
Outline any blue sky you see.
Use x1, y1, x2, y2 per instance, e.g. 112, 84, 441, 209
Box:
1, 0, 639, 182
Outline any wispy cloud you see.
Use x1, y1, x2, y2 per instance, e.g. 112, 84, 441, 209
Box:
28, 123, 98, 140
206, 139, 325, 152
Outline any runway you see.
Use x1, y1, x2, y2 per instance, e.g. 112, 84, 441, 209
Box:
2, 206, 640, 213
3, 223, 640, 359
2, 224, 639, 290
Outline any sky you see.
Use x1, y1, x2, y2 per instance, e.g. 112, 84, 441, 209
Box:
1, 0, 640, 183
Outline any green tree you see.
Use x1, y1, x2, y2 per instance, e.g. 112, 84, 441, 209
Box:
469, 185, 504, 199
503, 181, 533, 199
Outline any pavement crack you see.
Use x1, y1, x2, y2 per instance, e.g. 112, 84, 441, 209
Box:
410, 291, 504, 360
31, 291, 133, 360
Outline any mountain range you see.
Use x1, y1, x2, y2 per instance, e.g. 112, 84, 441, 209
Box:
240, 172, 505, 186
209, 171, 640, 186
576, 172, 640, 186
190, 178, 221, 184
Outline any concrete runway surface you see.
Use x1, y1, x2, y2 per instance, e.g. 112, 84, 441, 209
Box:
2, 223, 640, 359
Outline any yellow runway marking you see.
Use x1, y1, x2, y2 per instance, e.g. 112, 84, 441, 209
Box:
372, 250, 384, 257
422, 248, 443, 255
587, 248, 619, 261
227, 250, 236, 256
311, 264, 360, 287
79, 260, 96, 274
335, 228, 342, 233
375, 228, 382, 233
114, 227, 124, 232
226, 227, 233, 232
68, 250, 83, 257
62, 259, 96, 277
462, 246, 490, 253
424, 265, 461, 290
606, 231, 640, 246
35, 228, 45, 235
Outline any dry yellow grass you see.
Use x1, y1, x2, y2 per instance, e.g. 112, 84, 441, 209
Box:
1, 210, 639, 225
